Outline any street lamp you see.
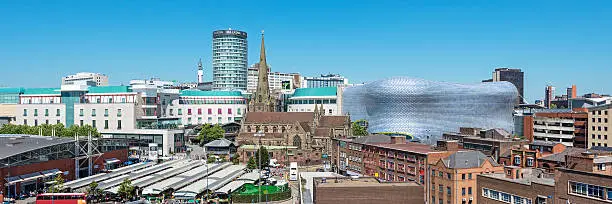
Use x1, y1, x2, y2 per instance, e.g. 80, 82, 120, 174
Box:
253, 130, 265, 203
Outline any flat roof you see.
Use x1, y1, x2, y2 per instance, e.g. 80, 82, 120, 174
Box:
316, 177, 419, 188
0, 134, 75, 160
478, 170, 555, 187
372, 142, 439, 154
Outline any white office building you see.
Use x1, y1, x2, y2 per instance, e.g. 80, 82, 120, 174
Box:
62, 72, 109, 86
246, 63, 300, 94
287, 87, 341, 116
166, 90, 248, 126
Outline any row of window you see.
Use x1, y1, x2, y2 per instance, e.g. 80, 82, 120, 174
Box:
79, 108, 122, 117
288, 99, 337, 104
178, 99, 246, 105
185, 117, 232, 125
22, 119, 119, 129
431, 185, 473, 195
592, 142, 609, 147
170, 108, 243, 116
591, 134, 609, 140
431, 170, 474, 180
482, 188, 532, 204
568, 181, 612, 201
513, 156, 535, 167
592, 110, 609, 115
79, 119, 121, 129
591, 126, 609, 131
592, 117, 609, 123
289, 109, 334, 114
23, 109, 61, 116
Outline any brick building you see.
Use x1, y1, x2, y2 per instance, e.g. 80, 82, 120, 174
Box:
313, 177, 424, 204
555, 167, 612, 203
523, 109, 588, 147
498, 141, 567, 167
588, 104, 612, 148
443, 127, 527, 161
1, 135, 128, 197
429, 151, 504, 204
236, 110, 350, 166
478, 166, 555, 204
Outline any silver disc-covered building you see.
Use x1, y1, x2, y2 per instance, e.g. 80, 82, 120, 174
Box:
342, 77, 517, 142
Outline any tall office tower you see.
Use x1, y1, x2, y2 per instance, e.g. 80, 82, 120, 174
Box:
492, 68, 524, 104
545, 85, 555, 108
212, 29, 248, 90
197, 59, 204, 84
567, 84, 577, 99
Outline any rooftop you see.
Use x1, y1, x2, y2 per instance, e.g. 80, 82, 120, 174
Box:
539, 147, 585, 162
291, 87, 337, 97
22, 88, 60, 95
88, 86, 132, 93
204, 138, 236, 148
244, 112, 314, 124
179, 90, 244, 97
0, 87, 24, 94
238, 145, 298, 150
479, 168, 555, 186
0, 134, 75, 160
442, 151, 500, 169
315, 177, 419, 188
373, 142, 438, 154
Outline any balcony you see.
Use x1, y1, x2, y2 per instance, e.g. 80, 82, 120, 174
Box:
533, 124, 574, 132
533, 132, 574, 139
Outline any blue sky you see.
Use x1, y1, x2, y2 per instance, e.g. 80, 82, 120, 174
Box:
0, 0, 610, 102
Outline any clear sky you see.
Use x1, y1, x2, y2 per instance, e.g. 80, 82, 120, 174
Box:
1, 0, 610, 102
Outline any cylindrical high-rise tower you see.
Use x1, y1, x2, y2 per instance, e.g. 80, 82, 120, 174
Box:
212, 29, 248, 90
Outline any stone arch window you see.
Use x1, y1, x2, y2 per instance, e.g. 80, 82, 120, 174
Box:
256, 126, 260, 132
273, 126, 278, 133
248, 126, 252, 132
281, 127, 286, 133
293, 135, 302, 149
264, 126, 269, 133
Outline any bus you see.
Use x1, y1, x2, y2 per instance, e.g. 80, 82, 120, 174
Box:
36, 193, 87, 204
289, 162, 298, 181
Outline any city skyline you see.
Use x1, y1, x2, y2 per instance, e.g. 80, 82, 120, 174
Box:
1, 1, 611, 102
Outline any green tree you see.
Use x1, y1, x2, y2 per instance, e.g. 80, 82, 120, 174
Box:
351, 120, 368, 136
207, 155, 217, 163
197, 124, 225, 145
231, 156, 240, 165
117, 178, 135, 200
550, 103, 558, 109
247, 157, 257, 170
48, 174, 65, 193
254, 146, 270, 169
0, 123, 100, 138
87, 181, 102, 198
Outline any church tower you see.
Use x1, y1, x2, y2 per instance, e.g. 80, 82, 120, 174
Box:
249, 31, 275, 112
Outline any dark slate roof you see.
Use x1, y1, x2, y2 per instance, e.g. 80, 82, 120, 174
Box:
353, 134, 391, 144
0, 134, 75, 159
530, 140, 561, 147
318, 116, 348, 128
204, 138, 235, 147
539, 147, 584, 162
442, 151, 500, 169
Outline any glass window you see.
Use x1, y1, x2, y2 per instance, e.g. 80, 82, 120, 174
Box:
92, 109, 96, 116
34, 109, 38, 116
45, 109, 49, 116
462, 174, 465, 180
56, 109, 60, 116
104, 120, 109, 129
23, 109, 27, 116
218, 108, 222, 114
462, 188, 466, 195
178, 109, 182, 115
79, 109, 84, 116
468, 173, 472, 179
501, 192, 510, 202
117, 120, 122, 129
104, 109, 109, 116
208, 108, 212, 114
117, 109, 122, 117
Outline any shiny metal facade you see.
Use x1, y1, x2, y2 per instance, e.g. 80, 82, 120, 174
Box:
342, 77, 517, 142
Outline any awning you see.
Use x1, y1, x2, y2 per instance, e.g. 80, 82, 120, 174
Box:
105, 158, 121, 164
19, 172, 44, 182
41, 169, 62, 177
5, 176, 23, 185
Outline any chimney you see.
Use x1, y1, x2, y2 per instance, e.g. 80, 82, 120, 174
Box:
390, 136, 406, 144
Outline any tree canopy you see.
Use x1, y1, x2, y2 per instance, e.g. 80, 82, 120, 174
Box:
247, 157, 257, 170
0, 123, 101, 137
197, 124, 225, 145
117, 178, 135, 199
351, 120, 368, 136
254, 146, 270, 169
48, 174, 65, 193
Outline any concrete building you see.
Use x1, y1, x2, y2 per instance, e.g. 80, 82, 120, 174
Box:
491, 68, 524, 104
287, 87, 341, 115
313, 177, 425, 204
302, 74, 348, 88
100, 128, 185, 157
212, 29, 248, 91
523, 109, 588, 147
166, 90, 247, 125
246, 63, 300, 93
545, 85, 555, 109
567, 84, 577, 99
588, 104, 612, 148
478, 167, 555, 204
428, 151, 504, 204
62, 72, 108, 86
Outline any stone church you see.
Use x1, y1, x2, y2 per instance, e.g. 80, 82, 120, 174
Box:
237, 32, 351, 165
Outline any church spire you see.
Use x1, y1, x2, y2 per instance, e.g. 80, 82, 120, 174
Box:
197, 58, 203, 70
249, 30, 274, 112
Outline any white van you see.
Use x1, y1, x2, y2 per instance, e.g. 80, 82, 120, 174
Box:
289, 162, 298, 181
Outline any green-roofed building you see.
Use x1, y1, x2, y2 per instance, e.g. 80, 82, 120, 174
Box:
0, 87, 25, 104
287, 87, 341, 115
88, 86, 132, 94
